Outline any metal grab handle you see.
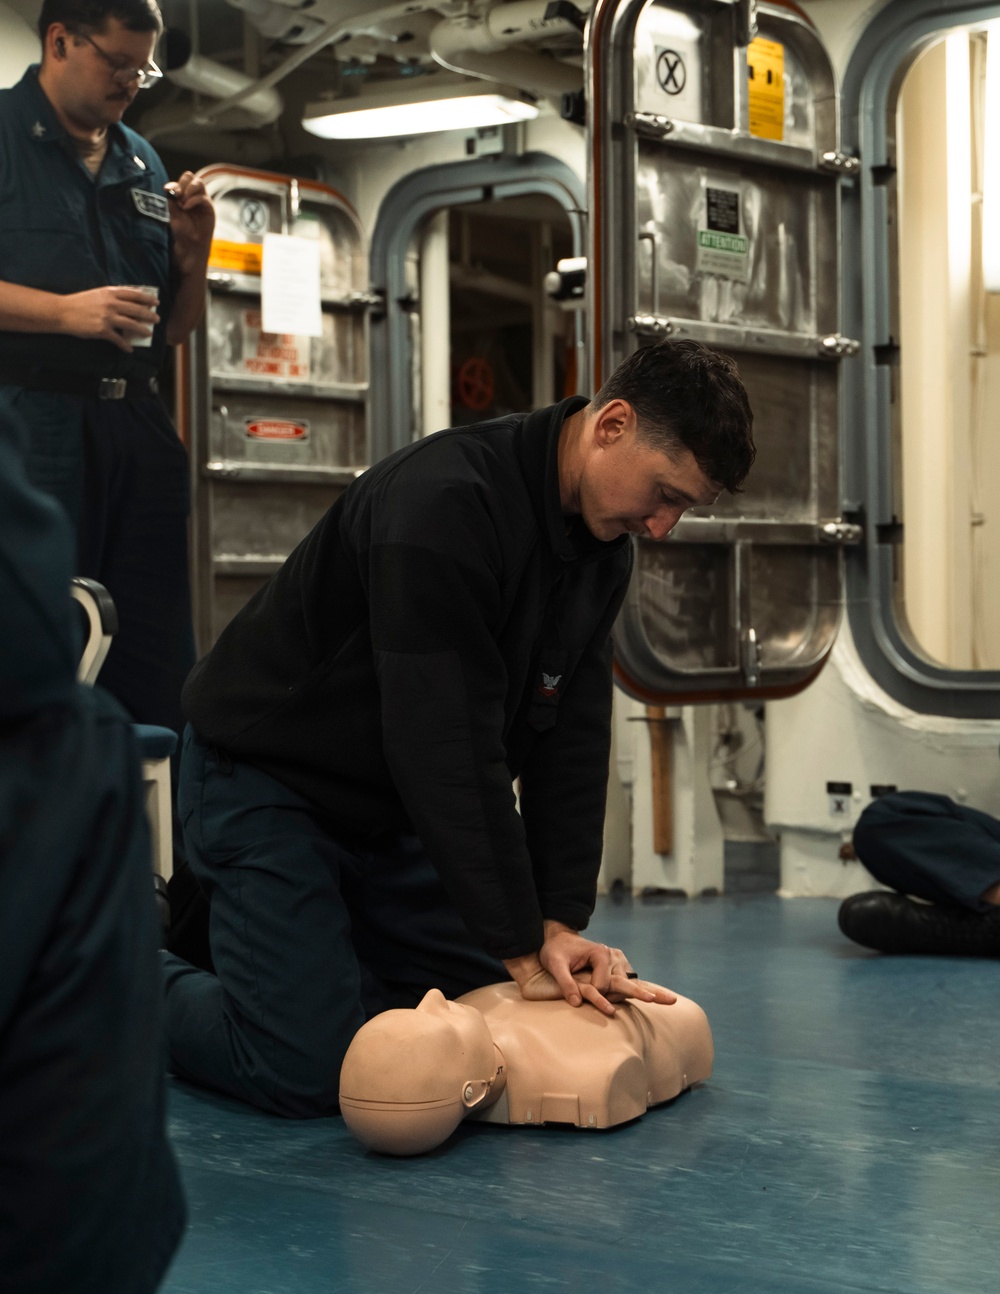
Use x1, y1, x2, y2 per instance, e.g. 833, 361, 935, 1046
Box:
638, 230, 660, 319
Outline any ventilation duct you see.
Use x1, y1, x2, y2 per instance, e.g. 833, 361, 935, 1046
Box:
429, 1, 584, 98
143, 28, 283, 140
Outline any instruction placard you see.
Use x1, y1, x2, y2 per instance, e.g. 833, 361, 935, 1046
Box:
747, 37, 785, 141
262, 233, 323, 338
696, 185, 749, 282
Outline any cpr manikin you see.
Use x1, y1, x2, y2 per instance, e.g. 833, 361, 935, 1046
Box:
339, 984, 713, 1156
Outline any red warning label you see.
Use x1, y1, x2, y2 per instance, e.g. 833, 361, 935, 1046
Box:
244, 418, 310, 442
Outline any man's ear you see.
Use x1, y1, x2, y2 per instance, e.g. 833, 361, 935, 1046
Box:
47, 24, 69, 60
592, 399, 633, 447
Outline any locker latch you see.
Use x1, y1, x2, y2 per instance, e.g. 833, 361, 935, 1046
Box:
820, 151, 861, 175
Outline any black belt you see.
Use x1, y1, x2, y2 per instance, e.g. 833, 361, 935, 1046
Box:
0, 367, 158, 401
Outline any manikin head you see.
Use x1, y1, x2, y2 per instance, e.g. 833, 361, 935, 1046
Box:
339, 989, 505, 1156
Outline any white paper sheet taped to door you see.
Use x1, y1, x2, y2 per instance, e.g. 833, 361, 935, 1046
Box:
262, 233, 323, 337
696, 185, 750, 283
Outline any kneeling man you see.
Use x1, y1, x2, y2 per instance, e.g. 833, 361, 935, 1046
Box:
163, 340, 755, 1117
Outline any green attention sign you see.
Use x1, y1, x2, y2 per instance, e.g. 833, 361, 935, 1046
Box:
697, 230, 749, 255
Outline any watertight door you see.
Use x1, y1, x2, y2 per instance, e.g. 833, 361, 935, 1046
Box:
587, 0, 859, 701
182, 166, 371, 649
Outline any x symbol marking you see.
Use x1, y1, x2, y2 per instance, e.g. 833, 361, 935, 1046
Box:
657, 49, 686, 95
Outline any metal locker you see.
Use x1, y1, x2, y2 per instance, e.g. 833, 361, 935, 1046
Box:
182, 166, 372, 650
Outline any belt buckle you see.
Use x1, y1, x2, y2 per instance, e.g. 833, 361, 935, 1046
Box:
98, 377, 127, 400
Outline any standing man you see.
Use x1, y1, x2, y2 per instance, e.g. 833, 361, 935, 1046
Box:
164, 340, 755, 1119
0, 0, 214, 742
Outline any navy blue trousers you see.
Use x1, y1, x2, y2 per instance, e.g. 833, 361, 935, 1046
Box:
0, 690, 185, 1293
163, 728, 506, 1118
5, 386, 196, 744
853, 791, 1000, 912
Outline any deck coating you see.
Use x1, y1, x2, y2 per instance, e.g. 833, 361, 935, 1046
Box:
161, 895, 1000, 1294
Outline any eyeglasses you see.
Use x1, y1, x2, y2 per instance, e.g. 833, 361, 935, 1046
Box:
75, 30, 163, 90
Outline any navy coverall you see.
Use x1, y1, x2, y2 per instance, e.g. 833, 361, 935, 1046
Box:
0, 395, 185, 1292
0, 66, 195, 742
854, 791, 1000, 911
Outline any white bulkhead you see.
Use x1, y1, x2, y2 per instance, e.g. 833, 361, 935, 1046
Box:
3, 0, 999, 900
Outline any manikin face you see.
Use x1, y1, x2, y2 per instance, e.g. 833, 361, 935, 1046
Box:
48, 19, 158, 129
577, 404, 721, 543
413, 988, 500, 1093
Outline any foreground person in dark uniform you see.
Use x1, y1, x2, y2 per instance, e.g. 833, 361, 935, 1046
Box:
0, 396, 184, 1292
0, 0, 214, 745
838, 791, 1000, 956
164, 340, 756, 1118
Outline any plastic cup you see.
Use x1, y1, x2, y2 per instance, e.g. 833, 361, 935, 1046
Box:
124, 284, 159, 347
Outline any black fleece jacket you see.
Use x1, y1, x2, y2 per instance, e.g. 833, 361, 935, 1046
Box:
183, 398, 633, 959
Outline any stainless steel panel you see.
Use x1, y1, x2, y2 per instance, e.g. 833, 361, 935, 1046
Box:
212, 181, 364, 298
749, 546, 841, 672
634, 5, 709, 124
635, 147, 837, 334
292, 206, 365, 301
772, 24, 816, 151
756, 5, 838, 155
208, 293, 366, 388
208, 391, 365, 474
681, 353, 839, 522
616, 540, 840, 691
633, 1, 736, 128
209, 482, 344, 566
631, 541, 737, 672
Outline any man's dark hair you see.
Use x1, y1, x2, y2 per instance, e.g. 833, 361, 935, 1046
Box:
595, 339, 755, 493
38, 0, 163, 41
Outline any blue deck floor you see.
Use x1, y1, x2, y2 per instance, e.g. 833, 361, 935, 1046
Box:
161, 895, 1000, 1294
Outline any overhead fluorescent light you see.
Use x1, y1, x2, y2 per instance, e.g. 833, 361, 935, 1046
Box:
303, 80, 538, 140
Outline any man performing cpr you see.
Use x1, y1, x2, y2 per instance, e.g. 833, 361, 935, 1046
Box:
163, 340, 755, 1118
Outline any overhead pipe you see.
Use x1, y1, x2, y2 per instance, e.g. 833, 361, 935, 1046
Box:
429, 1, 585, 98
165, 0, 440, 135
143, 29, 283, 139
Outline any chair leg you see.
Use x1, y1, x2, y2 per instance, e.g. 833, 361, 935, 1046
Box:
142, 757, 173, 883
